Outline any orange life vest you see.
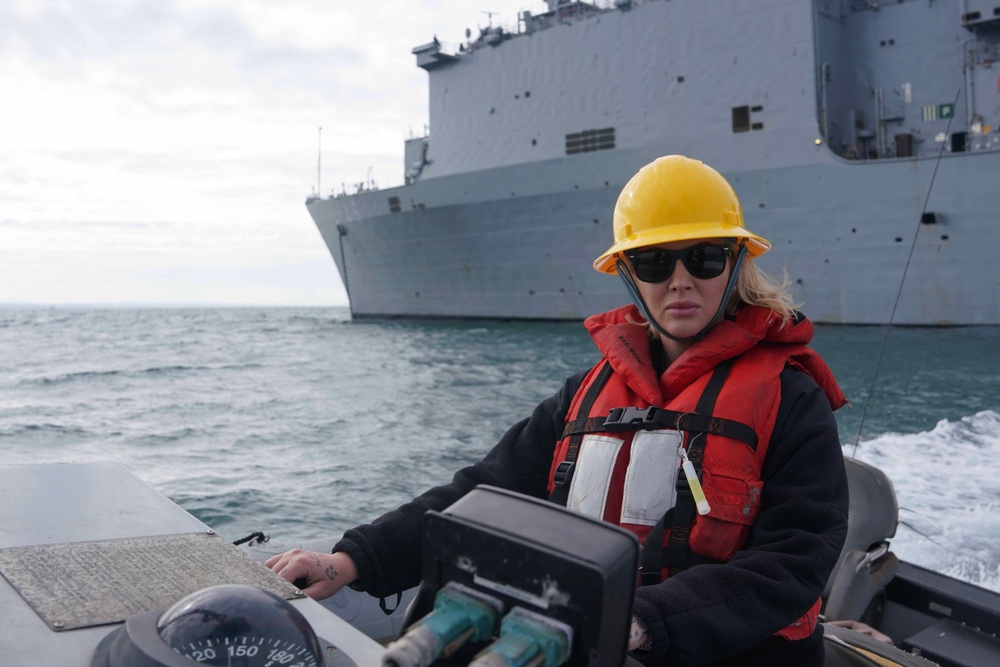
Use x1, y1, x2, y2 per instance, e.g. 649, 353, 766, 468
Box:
546, 304, 846, 641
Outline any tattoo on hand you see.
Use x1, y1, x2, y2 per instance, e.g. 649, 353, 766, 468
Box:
325, 565, 338, 581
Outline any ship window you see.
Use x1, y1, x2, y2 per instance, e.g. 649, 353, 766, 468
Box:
565, 127, 616, 155
751, 122, 764, 131
751, 105, 763, 112
388, 196, 401, 213
732, 106, 750, 133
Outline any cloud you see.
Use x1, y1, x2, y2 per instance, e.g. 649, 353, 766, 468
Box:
0, 0, 532, 305
0, 0, 370, 116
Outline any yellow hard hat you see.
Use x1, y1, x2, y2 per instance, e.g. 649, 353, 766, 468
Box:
593, 155, 771, 274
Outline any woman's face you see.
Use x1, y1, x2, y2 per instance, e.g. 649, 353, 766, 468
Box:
627, 239, 732, 356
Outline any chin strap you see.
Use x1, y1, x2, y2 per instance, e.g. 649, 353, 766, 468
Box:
615, 243, 749, 343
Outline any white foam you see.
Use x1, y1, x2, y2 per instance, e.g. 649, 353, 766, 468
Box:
847, 410, 1000, 593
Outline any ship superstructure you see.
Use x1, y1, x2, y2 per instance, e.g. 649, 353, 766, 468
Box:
307, 0, 1000, 324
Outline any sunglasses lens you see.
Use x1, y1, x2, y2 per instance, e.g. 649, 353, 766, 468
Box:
686, 245, 728, 279
628, 245, 730, 283
630, 250, 674, 283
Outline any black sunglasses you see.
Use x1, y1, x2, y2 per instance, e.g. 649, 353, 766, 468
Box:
625, 243, 732, 283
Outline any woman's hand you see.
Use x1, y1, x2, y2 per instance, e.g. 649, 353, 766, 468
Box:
264, 549, 358, 601
628, 616, 652, 652
827, 619, 894, 645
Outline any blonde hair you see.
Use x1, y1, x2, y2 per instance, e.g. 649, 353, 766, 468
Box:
729, 255, 801, 327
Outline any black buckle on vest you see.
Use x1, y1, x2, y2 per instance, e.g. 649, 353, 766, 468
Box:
604, 406, 659, 431
553, 460, 575, 487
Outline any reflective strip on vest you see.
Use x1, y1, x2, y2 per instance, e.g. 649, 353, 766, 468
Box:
568, 430, 682, 526
623, 430, 682, 526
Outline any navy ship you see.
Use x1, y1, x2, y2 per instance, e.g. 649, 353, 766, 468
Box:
306, 0, 1000, 325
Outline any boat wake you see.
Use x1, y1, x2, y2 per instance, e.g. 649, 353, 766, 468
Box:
848, 410, 1000, 593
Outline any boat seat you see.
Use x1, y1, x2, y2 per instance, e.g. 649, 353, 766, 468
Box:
823, 457, 900, 622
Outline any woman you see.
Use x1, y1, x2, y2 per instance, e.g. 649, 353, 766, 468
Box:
267, 155, 849, 666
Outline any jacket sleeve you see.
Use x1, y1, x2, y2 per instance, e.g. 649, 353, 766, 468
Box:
333, 371, 587, 597
631, 368, 849, 666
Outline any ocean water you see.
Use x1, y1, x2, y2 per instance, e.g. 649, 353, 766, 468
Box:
2, 307, 999, 593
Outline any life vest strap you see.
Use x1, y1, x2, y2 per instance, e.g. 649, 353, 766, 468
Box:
641, 509, 672, 586
663, 358, 735, 578
562, 406, 757, 450
548, 361, 613, 506
552, 459, 574, 487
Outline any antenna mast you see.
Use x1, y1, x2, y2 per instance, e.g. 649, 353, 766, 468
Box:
317, 126, 322, 198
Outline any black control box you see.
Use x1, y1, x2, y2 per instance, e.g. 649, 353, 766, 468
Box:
406, 485, 640, 666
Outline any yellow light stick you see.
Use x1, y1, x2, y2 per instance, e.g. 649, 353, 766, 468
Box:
679, 446, 711, 515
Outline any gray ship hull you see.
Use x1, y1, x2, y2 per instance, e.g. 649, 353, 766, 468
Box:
309, 147, 1000, 325
307, 0, 1000, 325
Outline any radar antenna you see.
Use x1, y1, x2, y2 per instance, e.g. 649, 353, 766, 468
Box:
483, 10, 497, 28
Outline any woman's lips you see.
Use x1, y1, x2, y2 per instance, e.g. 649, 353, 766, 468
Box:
666, 301, 699, 317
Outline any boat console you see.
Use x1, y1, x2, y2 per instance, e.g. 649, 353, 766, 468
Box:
0, 462, 639, 667
0, 461, 385, 666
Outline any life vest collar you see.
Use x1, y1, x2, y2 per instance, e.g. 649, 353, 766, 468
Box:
584, 304, 832, 405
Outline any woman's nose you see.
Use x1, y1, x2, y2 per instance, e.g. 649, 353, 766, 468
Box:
666, 260, 694, 289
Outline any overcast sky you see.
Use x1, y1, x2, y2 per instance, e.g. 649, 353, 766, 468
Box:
0, 0, 532, 306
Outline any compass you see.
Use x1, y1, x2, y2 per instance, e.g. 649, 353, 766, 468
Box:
91, 584, 356, 667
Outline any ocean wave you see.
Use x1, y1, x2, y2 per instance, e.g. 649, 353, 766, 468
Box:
18, 362, 266, 387
22, 365, 192, 386
0, 422, 95, 438
134, 427, 205, 445
850, 410, 1000, 592
855, 409, 1000, 453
